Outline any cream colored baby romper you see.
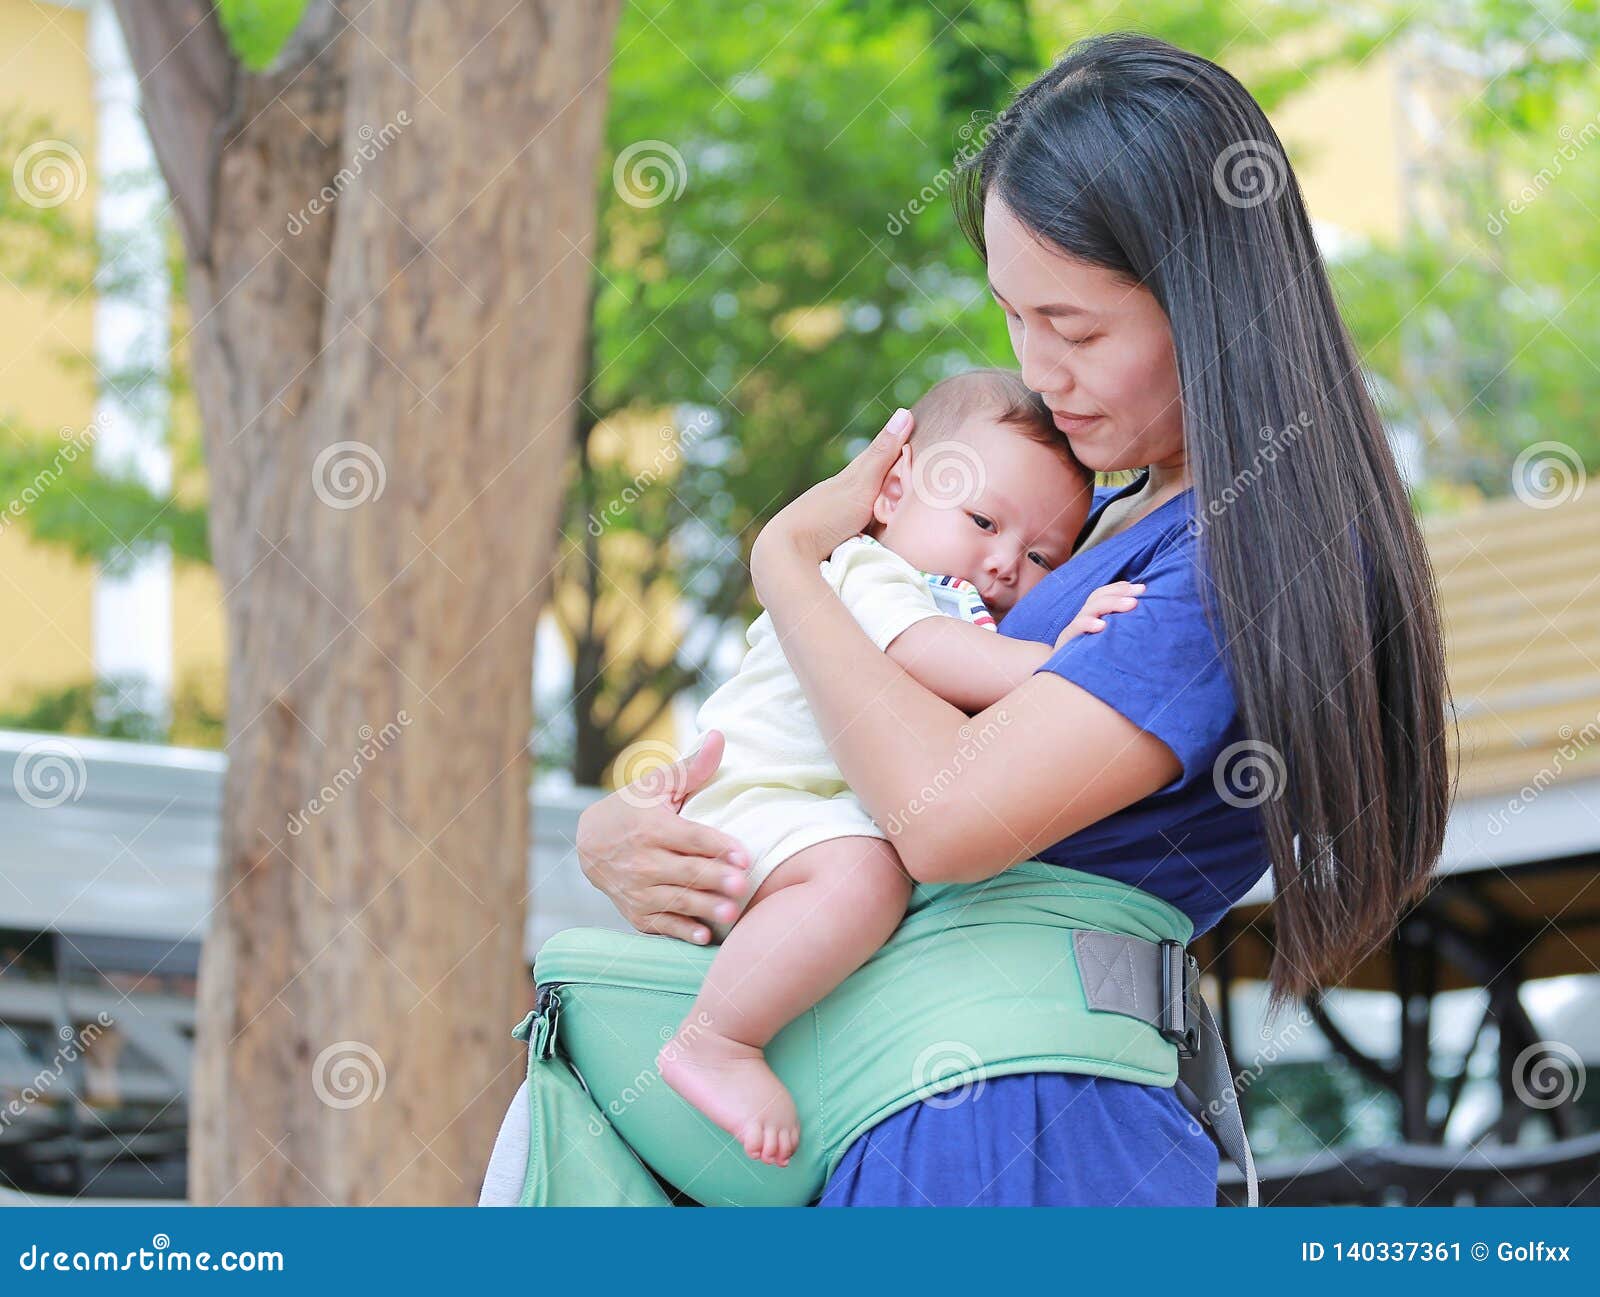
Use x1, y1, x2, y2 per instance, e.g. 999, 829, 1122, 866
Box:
681, 534, 995, 920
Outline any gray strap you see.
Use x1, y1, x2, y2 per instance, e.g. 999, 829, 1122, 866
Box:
1179, 988, 1259, 1206
1073, 930, 1260, 1207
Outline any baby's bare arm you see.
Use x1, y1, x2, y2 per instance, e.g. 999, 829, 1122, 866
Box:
886, 582, 1147, 711
886, 618, 1051, 712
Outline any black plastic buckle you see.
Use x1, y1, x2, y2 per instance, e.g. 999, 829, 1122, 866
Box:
532, 983, 563, 1061
1158, 940, 1200, 1058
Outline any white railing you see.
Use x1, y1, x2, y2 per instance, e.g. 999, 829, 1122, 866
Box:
0, 730, 625, 961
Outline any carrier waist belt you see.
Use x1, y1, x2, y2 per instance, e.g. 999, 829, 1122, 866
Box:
512, 860, 1258, 1207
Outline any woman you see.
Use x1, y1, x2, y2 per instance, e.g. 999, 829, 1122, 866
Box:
484, 33, 1450, 1207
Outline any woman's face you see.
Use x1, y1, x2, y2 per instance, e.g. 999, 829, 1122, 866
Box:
983, 193, 1185, 475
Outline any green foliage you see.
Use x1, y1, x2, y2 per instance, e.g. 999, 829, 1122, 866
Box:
1035, 0, 1388, 110
1246, 1059, 1399, 1158
0, 673, 224, 749
215, 0, 312, 71
0, 423, 210, 571
0, 111, 97, 296
1327, 1, 1600, 505
0, 114, 206, 572
558, 0, 1369, 779
561, 0, 1042, 777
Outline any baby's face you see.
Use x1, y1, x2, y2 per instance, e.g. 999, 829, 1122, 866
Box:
871, 418, 1092, 616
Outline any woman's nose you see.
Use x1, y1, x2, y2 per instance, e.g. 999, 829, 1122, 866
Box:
1017, 327, 1072, 398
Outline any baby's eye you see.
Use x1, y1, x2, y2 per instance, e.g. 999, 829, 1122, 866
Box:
1028, 552, 1054, 571
969, 513, 996, 533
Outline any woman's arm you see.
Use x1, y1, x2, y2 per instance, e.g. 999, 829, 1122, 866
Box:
758, 540, 1178, 882
748, 412, 1177, 883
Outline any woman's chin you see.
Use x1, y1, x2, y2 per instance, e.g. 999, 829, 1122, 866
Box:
1066, 437, 1138, 474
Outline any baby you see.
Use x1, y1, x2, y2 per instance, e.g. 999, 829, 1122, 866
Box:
657, 368, 1141, 1166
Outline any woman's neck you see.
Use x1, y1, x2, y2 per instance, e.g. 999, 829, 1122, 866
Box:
1135, 456, 1191, 506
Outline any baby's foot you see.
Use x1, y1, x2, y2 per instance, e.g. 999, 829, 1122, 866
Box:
658, 1026, 799, 1167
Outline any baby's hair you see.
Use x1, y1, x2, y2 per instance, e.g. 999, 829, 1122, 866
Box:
908, 368, 1087, 479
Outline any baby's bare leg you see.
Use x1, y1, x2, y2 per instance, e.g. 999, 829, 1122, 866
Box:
658, 835, 911, 1167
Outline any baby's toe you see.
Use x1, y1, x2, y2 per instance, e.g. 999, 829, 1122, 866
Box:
741, 1124, 765, 1162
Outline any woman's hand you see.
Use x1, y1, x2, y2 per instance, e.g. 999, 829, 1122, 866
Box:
575, 731, 751, 945
751, 407, 914, 601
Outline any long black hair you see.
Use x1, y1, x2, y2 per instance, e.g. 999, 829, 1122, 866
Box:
954, 33, 1453, 1003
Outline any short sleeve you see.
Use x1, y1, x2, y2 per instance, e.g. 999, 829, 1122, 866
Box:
1038, 535, 1237, 784
822, 536, 943, 652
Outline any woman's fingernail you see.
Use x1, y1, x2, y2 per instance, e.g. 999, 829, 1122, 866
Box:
888, 407, 911, 435
717, 902, 738, 923
727, 849, 749, 869
724, 871, 746, 893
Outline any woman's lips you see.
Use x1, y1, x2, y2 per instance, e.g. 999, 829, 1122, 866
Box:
1051, 409, 1102, 431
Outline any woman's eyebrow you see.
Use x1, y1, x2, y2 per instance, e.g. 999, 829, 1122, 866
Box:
987, 280, 1091, 319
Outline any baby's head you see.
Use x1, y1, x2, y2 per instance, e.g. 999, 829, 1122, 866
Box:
867, 369, 1093, 616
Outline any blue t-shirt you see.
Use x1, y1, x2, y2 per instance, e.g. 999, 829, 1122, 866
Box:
998, 476, 1269, 935
821, 474, 1270, 1207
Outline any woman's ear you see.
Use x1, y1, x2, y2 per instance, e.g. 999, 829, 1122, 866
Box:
872, 445, 912, 526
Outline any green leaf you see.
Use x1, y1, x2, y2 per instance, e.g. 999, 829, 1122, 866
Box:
215, 0, 312, 71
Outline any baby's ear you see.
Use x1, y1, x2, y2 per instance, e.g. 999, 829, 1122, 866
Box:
872, 445, 912, 525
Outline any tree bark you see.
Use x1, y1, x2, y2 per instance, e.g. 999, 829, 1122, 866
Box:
112, 0, 621, 1204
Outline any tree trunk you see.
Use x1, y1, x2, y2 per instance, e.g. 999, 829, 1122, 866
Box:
112, 0, 620, 1204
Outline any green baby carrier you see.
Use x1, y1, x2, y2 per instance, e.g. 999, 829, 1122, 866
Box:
510, 860, 1258, 1207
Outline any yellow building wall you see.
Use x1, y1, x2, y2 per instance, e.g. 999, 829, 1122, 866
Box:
1272, 52, 1405, 243
0, 0, 97, 706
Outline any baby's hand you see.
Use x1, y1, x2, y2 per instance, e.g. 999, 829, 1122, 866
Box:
1055, 581, 1146, 647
